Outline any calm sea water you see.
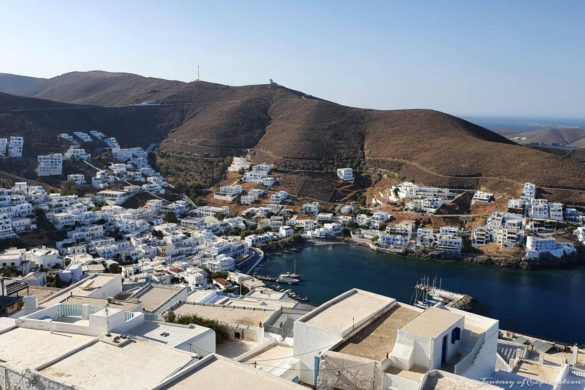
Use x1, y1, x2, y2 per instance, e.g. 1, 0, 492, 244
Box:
260, 244, 585, 344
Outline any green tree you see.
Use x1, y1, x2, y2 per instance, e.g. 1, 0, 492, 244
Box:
164, 211, 179, 223
60, 181, 79, 196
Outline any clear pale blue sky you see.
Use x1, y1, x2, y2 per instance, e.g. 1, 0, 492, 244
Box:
1, 0, 584, 118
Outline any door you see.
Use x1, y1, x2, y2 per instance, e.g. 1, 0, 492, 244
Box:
441, 334, 448, 364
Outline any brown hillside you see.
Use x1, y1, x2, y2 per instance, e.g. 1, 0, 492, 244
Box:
0, 71, 184, 106
2, 72, 585, 203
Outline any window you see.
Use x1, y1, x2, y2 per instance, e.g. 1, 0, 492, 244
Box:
451, 327, 461, 344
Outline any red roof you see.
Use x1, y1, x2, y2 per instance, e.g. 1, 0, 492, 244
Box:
213, 278, 230, 287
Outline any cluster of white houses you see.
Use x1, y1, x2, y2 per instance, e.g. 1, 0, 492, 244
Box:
370, 181, 580, 261
471, 182, 578, 260
217, 159, 279, 204
45, 131, 170, 196
375, 224, 464, 254
0, 183, 38, 239
383, 181, 460, 214
0, 136, 24, 158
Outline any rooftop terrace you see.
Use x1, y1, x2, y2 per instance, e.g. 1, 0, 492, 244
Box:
301, 289, 395, 336
133, 285, 186, 313
512, 360, 561, 385
0, 328, 94, 371
174, 303, 274, 327
335, 304, 421, 360
239, 343, 294, 373
401, 307, 463, 339
156, 354, 302, 390
41, 339, 196, 390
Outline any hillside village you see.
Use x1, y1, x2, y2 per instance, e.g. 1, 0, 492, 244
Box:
1, 129, 585, 388
1, 128, 584, 286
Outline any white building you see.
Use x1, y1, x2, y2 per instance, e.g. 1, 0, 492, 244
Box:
377, 234, 409, 251
228, 156, 251, 172
26, 246, 63, 268
472, 190, 493, 204
301, 202, 320, 215
37, 153, 63, 176
67, 174, 86, 185
0, 247, 27, 269
64, 146, 91, 161
279, 225, 293, 238
214, 185, 243, 202
293, 289, 499, 387
8, 136, 24, 157
73, 131, 92, 142
97, 190, 131, 205
89, 130, 106, 140
521, 182, 537, 200
270, 191, 289, 204
549, 202, 564, 221
391, 181, 451, 201
336, 168, 355, 183
528, 199, 549, 219
92, 170, 116, 189
206, 254, 236, 272
525, 236, 576, 260
104, 137, 120, 149
194, 206, 230, 218
0, 138, 7, 157
58, 133, 77, 143
0, 213, 15, 240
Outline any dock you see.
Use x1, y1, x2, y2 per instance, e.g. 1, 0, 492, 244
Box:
412, 277, 476, 311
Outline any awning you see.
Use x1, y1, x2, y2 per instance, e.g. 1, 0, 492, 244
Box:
532, 339, 554, 354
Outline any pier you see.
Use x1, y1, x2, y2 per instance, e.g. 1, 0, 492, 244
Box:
412, 277, 476, 311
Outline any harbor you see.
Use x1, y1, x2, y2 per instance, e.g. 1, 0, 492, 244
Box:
258, 243, 585, 344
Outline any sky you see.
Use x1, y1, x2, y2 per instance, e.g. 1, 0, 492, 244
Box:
1, 0, 584, 118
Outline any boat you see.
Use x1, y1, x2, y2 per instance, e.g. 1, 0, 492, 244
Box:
277, 274, 300, 284
282, 259, 301, 279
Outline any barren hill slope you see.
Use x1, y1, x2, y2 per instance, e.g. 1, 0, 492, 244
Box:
2, 71, 585, 203
500, 127, 585, 147
0, 71, 184, 106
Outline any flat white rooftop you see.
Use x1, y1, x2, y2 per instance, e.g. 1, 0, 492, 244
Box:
40, 274, 120, 307
174, 303, 274, 327
0, 328, 94, 371
247, 287, 289, 301
134, 285, 186, 313
186, 289, 218, 303
301, 289, 395, 335
41, 339, 196, 390
221, 296, 297, 310
157, 354, 302, 389
126, 321, 212, 349
401, 307, 463, 339
240, 343, 294, 373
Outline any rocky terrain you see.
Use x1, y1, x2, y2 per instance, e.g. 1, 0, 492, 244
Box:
2, 71, 585, 203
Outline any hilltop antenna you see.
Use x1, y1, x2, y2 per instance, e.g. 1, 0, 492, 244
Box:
197, 65, 200, 82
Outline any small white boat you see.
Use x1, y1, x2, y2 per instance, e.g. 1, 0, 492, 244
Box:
277, 274, 300, 284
